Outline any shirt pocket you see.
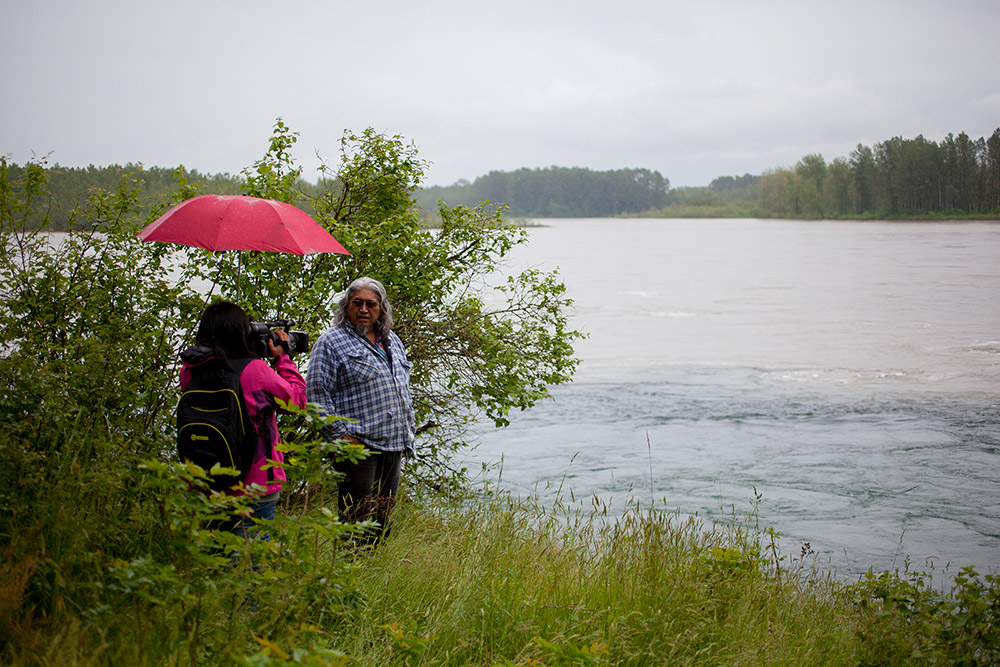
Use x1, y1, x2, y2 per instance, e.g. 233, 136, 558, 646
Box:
398, 359, 413, 382
346, 351, 382, 384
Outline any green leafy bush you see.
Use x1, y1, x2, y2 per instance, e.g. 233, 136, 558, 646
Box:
0, 120, 581, 663
843, 566, 1000, 665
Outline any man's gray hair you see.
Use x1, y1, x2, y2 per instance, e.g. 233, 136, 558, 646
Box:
334, 276, 395, 334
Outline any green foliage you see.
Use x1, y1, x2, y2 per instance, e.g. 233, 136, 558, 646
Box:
0, 156, 199, 443
304, 490, 998, 666
379, 621, 433, 666
0, 159, 245, 231
208, 122, 583, 492
2, 119, 581, 494
0, 389, 365, 663
322, 492, 857, 665
5, 119, 1000, 665
0, 122, 582, 662
4, 399, 998, 667
647, 128, 1000, 220
708, 173, 761, 195
326, 127, 427, 225
842, 566, 1000, 666
242, 118, 303, 205
418, 128, 1000, 221
529, 636, 609, 665
122, 440, 364, 661
646, 181, 763, 218
753, 129, 1000, 219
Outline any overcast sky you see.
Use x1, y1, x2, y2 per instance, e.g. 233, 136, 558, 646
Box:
3, 0, 998, 188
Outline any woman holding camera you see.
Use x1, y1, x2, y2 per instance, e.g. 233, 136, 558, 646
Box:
179, 301, 307, 535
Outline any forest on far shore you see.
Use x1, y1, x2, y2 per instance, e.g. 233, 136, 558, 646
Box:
419, 129, 1000, 220
6, 127, 999, 229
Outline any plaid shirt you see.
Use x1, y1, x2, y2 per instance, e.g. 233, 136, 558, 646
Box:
306, 324, 415, 455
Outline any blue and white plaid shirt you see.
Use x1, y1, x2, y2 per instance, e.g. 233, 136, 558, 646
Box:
306, 324, 415, 455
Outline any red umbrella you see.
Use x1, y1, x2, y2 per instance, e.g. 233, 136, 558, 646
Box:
138, 194, 349, 256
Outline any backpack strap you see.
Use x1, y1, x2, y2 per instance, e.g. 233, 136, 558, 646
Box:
229, 357, 254, 376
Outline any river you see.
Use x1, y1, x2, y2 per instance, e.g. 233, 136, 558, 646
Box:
462, 218, 1000, 582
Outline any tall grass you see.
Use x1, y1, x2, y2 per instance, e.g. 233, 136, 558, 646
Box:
334, 493, 863, 666
2, 421, 997, 665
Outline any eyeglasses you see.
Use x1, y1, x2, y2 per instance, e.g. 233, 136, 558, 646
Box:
350, 298, 379, 310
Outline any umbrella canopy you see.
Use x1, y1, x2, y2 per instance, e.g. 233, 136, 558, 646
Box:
138, 194, 349, 256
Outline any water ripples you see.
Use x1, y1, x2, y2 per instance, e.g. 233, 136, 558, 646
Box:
467, 365, 1000, 580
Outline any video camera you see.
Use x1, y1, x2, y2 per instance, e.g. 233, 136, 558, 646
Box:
249, 319, 309, 359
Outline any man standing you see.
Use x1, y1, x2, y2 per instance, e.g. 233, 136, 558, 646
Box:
307, 277, 415, 541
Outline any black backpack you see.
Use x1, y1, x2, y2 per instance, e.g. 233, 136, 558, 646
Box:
177, 348, 259, 490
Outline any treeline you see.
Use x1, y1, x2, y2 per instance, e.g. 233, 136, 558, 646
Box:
6, 161, 358, 231
757, 130, 1000, 218
417, 129, 1000, 220
416, 166, 670, 217
14, 127, 1000, 226
657, 129, 1000, 219
1, 162, 244, 230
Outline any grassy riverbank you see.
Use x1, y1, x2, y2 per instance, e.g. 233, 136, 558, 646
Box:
336, 495, 859, 665
4, 448, 997, 666
326, 495, 999, 666
2, 155, 997, 665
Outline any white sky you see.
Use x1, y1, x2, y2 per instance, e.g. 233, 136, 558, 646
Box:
3, 0, 999, 187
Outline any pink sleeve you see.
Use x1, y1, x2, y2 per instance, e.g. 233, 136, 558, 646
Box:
241, 356, 307, 418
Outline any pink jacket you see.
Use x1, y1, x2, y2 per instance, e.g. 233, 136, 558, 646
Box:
180, 353, 307, 497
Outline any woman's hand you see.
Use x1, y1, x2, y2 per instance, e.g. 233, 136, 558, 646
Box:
267, 329, 290, 357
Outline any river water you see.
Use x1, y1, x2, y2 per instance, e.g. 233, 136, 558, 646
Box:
462, 218, 1000, 581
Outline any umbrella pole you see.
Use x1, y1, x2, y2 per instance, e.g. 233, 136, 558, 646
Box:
210, 250, 234, 303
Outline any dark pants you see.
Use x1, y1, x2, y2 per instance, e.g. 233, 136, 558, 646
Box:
206, 497, 276, 571
231, 498, 276, 541
334, 448, 402, 542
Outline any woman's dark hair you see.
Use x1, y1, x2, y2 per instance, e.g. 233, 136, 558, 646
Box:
196, 301, 253, 361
